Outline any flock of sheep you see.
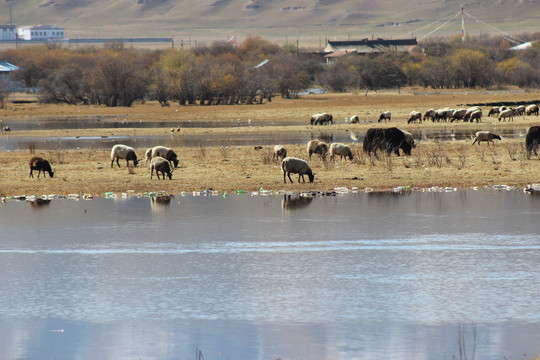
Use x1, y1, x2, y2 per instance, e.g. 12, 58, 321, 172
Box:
310, 104, 540, 126
403, 104, 538, 124
25, 106, 540, 185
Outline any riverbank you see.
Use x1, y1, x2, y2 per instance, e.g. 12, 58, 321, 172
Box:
1, 90, 539, 197
1, 138, 538, 197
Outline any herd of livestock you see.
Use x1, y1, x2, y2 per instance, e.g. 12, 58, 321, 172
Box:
24, 105, 540, 184
310, 104, 540, 125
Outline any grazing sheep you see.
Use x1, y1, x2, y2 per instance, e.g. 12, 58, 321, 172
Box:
498, 109, 514, 122
363, 127, 412, 157
111, 144, 139, 168
329, 143, 354, 161
378, 111, 391, 122
423, 109, 436, 122
450, 109, 467, 122
525, 126, 540, 158
469, 110, 483, 123
149, 146, 179, 167
307, 139, 329, 160
434, 108, 451, 122
463, 107, 481, 122
281, 157, 315, 183
407, 111, 422, 124
488, 107, 500, 117
472, 131, 502, 145
145, 148, 153, 166
526, 104, 539, 116
29, 156, 54, 178
150, 157, 173, 180
2, 126, 11, 132
311, 113, 333, 125
515, 105, 526, 116
273, 145, 288, 161
349, 115, 359, 124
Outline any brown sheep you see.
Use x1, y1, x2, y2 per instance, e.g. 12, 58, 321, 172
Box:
29, 156, 54, 178
307, 139, 328, 160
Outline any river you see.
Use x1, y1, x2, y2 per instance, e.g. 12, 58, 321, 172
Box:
1, 189, 539, 359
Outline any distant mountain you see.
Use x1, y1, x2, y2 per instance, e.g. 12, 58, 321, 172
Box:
1, 0, 539, 47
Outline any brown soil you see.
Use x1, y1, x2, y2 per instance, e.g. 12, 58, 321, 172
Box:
1, 89, 539, 197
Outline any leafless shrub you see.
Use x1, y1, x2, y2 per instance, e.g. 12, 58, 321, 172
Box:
51, 139, 65, 164
197, 143, 207, 159
506, 144, 518, 161
260, 148, 273, 165
427, 141, 444, 168
220, 146, 230, 159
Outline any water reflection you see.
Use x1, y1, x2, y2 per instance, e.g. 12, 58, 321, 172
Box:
150, 194, 174, 212
281, 193, 314, 212
0, 191, 539, 359
1, 126, 530, 151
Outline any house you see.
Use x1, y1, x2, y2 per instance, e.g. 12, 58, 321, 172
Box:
323, 38, 418, 63
17, 25, 65, 41
0, 25, 17, 41
0, 61, 19, 84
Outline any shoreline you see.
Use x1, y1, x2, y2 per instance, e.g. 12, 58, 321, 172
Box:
1, 91, 540, 197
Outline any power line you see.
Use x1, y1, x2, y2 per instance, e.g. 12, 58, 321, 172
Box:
418, 11, 461, 40
463, 11, 525, 44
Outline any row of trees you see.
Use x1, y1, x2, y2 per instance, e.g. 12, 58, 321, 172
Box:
1, 33, 539, 107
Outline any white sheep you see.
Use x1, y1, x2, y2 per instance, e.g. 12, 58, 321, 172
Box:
378, 111, 391, 122
281, 157, 315, 183
463, 107, 481, 122
488, 107, 500, 117
472, 131, 502, 145
311, 113, 333, 125
307, 139, 329, 160
349, 115, 359, 123
526, 104, 539, 116
423, 109, 436, 122
515, 105, 526, 116
498, 109, 514, 122
149, 146, 179, 167
450, 109, 467, 122
329, 143, 354, 161
407, 111, 422, 124
111, 144, 138, 168
150, 156, 174, 180
469, 110, 483, 123
273, 145, 288, 161
145, 148, 153, 166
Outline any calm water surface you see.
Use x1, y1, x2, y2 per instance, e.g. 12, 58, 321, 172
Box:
1, 191, 539, 360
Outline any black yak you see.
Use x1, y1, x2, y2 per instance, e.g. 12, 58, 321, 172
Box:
526, 126, 540, 159
363, 127, 412, 157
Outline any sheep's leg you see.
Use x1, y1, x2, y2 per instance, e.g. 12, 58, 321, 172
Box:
287, 172, 293, 183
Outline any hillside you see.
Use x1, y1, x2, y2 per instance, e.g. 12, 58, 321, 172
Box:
1, 0, 539, 47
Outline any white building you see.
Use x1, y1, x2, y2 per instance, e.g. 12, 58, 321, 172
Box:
0, 25, 16, 41
17, 25, 65, 41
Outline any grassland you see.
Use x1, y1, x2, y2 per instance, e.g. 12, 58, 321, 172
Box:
1, 89, 539, 198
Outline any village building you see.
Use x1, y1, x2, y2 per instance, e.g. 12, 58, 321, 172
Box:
0, 61, 18, 85
323, 38, 418, 63
0, 25, 17, 41
17, 25, 65, 41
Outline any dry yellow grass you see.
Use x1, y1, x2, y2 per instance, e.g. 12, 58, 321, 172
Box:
1, 89, 539, 197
